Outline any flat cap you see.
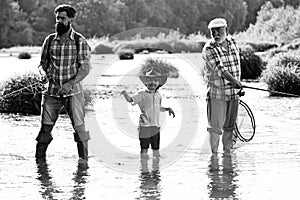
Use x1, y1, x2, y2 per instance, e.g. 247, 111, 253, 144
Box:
208, 18, 227, 29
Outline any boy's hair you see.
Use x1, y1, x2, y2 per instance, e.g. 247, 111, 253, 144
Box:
54, 4, 76, 18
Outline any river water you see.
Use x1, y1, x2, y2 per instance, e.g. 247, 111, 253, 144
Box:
0, 53, 300, 200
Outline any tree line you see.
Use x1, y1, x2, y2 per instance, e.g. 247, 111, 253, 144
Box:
0, 0, 299, 48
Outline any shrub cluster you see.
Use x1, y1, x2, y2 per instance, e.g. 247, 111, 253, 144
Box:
262, 51, 300, 96
92, 31, 207, 55
243, 3, 300, 45
246, 42, 278, 52
239, 45, 266, 80
0, 73, 95, 115
102, 40, 205, 54
18, 52, 32, 59
0, 73, 44, 114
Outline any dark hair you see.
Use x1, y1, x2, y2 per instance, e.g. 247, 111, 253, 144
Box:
54, 4, 76, 18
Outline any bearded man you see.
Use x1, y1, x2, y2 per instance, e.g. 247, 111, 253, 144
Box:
35, 4, 91, 163
202, 18, 242, 155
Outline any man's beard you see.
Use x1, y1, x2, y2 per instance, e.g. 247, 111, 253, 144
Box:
213, 35, 226, 43
55, 22, 70, 36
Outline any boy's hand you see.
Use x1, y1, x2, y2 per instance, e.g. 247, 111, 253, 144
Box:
121, 90, 127, 96
121, 90, 133, 103
168, 108, 175, 118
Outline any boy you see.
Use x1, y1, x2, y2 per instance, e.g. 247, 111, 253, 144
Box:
121, 67, 175, 159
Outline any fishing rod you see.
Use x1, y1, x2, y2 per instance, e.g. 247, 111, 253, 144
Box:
2, 82, 44, 99
242, 85, 300, 97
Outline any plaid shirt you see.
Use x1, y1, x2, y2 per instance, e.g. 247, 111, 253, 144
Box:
40, 28, 91, 97
202, 37, 241, 100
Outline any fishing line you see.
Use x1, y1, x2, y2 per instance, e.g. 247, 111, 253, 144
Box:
242, 85, 300, 97
2, 82, 44, 99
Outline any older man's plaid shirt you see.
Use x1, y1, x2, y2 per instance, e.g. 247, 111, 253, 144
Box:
40, 28, 91, 97
202, 37, 241, 100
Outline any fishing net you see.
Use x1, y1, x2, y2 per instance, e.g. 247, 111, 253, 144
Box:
233, 99, 256, 143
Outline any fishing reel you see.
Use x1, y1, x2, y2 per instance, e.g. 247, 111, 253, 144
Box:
237, 88, 245, 97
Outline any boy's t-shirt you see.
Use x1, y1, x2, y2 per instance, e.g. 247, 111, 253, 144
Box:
131, 91, 162, 128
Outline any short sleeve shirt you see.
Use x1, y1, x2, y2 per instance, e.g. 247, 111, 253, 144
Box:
132, 91, 162, 127
202, 37, 241, 100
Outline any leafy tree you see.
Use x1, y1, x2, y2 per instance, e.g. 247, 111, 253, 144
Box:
193, 0, 247, 35
75, 0, 125, 37
247, 2, 300, 44
119, 0, 150, 29
0, 0, 33, 48
283, 0, 300, 7
29, 0, 56, 44
208, 0, 247, 34
144, 0, 174, 28
17, 0, 38, 14
244, 0, 266, 28
165, 0, 200, 34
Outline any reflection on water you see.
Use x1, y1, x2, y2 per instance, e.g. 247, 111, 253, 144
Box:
36, 158, 89, 200
137, 158, 161, 200
207, 154, 238, 199
36, 158, 59, 199
71, 162, 89, 200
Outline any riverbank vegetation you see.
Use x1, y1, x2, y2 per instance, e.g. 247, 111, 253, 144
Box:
0, 1, 299, 114
1, 0, 299, 48
0, 73, 94, 115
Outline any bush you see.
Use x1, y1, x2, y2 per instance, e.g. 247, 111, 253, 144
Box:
239, 46, 265, 80
246, 42, 278, 52
18, 52, 32, 59
117, 49, 134, 60
244, 3, 300, 44
262, 51, 300, 96
0, 72, 95, 115
92, 43, 114, 54
0, 73, 44, 114
151, 42, 173, 53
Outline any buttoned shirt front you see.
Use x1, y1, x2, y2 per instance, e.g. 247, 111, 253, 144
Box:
202, 37, 241, 100
132, 91, 162, 127
40, 28, 91, 97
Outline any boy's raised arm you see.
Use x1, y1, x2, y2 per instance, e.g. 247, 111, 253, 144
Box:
121, 90, 133, 103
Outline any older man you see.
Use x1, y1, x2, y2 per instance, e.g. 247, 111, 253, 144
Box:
35, 4, 91, 162
202, 18, 242, 155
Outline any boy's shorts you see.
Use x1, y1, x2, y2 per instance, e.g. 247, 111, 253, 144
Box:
139, 126, 160, 150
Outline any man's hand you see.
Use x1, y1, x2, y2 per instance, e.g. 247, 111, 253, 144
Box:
59, 80, 75, 95
38, 65, 48, 83
231, 81, 242, 89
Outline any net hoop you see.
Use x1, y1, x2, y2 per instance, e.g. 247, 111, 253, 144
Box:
234, 99, 256, 142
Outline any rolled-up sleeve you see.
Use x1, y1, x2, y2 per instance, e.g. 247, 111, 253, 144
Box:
77, 38, 91, 72
203, 47, 226, 76
40, 36, 49, 71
